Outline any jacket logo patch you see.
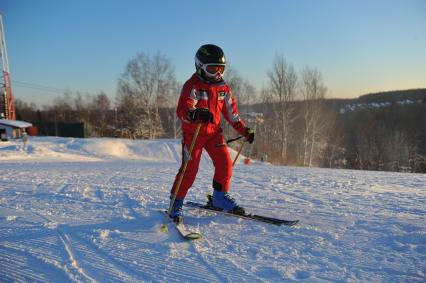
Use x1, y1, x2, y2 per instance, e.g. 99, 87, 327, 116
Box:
218, 91, 227, 100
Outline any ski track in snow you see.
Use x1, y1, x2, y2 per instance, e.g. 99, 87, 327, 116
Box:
0, 137, 425, 282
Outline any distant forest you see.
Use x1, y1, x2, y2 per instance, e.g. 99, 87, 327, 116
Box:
13, 52, 426, 173
230, 88, 426, 173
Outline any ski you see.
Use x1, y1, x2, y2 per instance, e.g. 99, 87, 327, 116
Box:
160, 210, 202, 240
185, 201, 299, 227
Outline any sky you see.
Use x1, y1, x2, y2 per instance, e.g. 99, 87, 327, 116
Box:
1, 0, 425, 106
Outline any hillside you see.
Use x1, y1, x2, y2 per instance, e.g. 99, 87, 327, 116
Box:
358, 88, 426, 103
1, 137, 425, 282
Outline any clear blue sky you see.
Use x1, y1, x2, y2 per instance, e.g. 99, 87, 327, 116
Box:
1, 0, 425, 106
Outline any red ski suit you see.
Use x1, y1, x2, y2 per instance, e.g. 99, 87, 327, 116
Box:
171, 74, 247, 199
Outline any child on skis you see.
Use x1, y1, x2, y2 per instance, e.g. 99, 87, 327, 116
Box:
168, 44, 254, 223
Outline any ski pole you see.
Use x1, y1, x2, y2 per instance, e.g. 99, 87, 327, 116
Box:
232, 140, 247, 166
167, 123, 202, 216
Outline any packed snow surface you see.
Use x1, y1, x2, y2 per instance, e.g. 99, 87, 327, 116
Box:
1, 137, 425, 282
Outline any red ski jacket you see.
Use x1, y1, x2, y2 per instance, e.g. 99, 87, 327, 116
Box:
177, 74, 247, 136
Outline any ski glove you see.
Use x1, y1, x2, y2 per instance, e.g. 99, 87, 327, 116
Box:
245, 128, 255, 144
188, 108, 214, 123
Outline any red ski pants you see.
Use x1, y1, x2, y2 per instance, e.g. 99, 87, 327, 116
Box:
171, 131, 233, 200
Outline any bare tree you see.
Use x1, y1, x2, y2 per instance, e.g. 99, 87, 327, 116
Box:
51, 91, 74, 123
14, 99, 38, 121
300, 67, 327, 167
73, 92, 91, 125
116, 51, 177, 139
115, 86, 141, 139
152, 53, 179, 139
90, 92, 111, 136
267, 54, 298, 163
225, 67, 257, 108
151, 52, 178, 138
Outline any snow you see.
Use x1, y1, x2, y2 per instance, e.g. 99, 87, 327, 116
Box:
0, 119, 32, 128
1, 137, 425, 282
339, 99, 418, 114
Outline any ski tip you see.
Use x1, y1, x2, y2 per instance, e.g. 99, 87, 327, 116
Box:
184, 232, 202, 240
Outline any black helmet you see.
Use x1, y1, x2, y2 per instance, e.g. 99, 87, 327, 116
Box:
195, 44, 226, 82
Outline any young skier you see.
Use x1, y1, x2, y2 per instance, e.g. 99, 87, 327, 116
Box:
169, 44, 254, 223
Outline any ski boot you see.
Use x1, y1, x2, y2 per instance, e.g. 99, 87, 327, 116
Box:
210, 191, 245, 215
169, 198, 184, 223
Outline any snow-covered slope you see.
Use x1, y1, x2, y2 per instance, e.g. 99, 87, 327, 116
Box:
1, 137, 425, 282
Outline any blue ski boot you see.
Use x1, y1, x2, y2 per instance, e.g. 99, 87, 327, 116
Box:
211, 191, 245, 215
169, 198, 184, 223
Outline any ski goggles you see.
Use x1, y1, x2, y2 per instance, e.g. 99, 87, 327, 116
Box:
196, 57, 226, 76
202, 64, 226, 76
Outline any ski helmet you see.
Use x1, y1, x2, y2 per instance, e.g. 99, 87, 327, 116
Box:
195, 44, 226, 82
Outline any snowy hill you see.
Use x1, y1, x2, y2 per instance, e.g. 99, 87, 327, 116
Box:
1, 137, 425, 282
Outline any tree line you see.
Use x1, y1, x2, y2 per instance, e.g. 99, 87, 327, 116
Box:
14, 52, 426, 173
